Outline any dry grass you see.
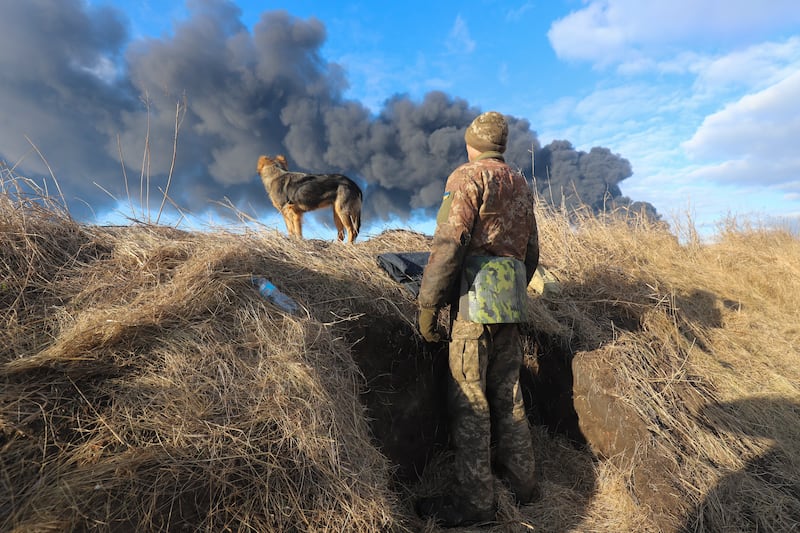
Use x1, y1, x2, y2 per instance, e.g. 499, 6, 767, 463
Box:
1, 165, 799, 532
530, 206, 800, 532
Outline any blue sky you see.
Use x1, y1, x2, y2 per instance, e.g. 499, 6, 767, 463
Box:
5, 0, 800, 238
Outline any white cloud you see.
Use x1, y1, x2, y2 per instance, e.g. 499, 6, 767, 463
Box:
683, 69, 800, 192
498, 62, 509, 84
537, 80, 699, 156
538, 5, 800, 230
505, 2, 535, 22
572, 83, 662, 123
548, 0, 800, 68
548, 2, 626, 66
620, 69, 800, 226
693, 36, 800, 95
76, 56, 119, 84
446, 15, 476, 54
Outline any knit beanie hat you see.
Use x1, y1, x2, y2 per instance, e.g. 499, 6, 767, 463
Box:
464, 111, 508, 153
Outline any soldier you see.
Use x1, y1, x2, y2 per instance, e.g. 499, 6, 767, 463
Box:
416, 111, 540, 527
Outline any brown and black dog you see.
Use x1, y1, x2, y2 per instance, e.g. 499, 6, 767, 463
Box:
256, 154, 362, 243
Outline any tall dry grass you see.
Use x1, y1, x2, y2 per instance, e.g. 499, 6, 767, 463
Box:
1, 163, 799, 532
529, 204, 800, 532
0, 168, 410, 531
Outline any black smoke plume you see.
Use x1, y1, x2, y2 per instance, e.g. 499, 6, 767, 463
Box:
0, 0, 657, 226
534, 140, 659, 220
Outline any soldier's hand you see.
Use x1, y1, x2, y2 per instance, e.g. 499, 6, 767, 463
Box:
418, 306, 443, 343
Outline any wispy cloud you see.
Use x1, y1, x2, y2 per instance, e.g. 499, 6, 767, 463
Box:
540, 1, 800, 228
547, 0, 800, 69
505, 1, 535, 22
692, 36, 800, 96
446, 15, 476, 54
683, 70, 800, 192
498, 62, 509, 84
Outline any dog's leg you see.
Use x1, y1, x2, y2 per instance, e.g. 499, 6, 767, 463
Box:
282, 205, 303, 239
280, 211, 294, 238
332, 205, 345, 242
295, 212, 303, 239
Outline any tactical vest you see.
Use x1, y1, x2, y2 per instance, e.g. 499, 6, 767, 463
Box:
457, 255, 528, 323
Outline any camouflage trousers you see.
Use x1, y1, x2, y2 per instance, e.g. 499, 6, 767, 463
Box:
447, 319, 537, 512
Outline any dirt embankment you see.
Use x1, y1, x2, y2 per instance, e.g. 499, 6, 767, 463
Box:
2, 188, 799, 532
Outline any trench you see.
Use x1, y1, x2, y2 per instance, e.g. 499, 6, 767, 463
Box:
347, 316, 586, 481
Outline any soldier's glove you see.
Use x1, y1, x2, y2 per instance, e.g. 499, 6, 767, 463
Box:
418, 306, 443, 343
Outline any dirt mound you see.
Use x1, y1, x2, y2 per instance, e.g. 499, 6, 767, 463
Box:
2, 183, 799, 532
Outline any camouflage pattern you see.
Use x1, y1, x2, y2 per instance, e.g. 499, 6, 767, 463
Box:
464, 111, 509, 153
418, 151, 539, 311
458, 255, 528, 323
417, 149, 540, 513
447, 319, 537, 511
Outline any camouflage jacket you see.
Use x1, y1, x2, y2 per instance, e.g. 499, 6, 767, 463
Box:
418, 152, 539, 321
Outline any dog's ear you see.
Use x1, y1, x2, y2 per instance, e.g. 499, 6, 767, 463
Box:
256, 155, 269, 174
276, 155, 288, 170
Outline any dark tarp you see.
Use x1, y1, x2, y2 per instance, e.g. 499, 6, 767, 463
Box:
376, 252, 430, 298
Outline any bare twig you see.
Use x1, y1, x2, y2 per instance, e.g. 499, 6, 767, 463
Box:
24, 135, 69, 216
156, 96, 186, 224
117, 133, 134, 217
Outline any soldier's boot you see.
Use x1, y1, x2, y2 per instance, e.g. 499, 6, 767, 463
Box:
495, 463, 541, 505
415, 495, 496, 528
512, 480, 541, 505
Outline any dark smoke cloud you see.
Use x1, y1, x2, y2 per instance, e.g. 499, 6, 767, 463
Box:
533, 140, 659, 220
0, 0, 135, 209
0, 0, 656, 225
